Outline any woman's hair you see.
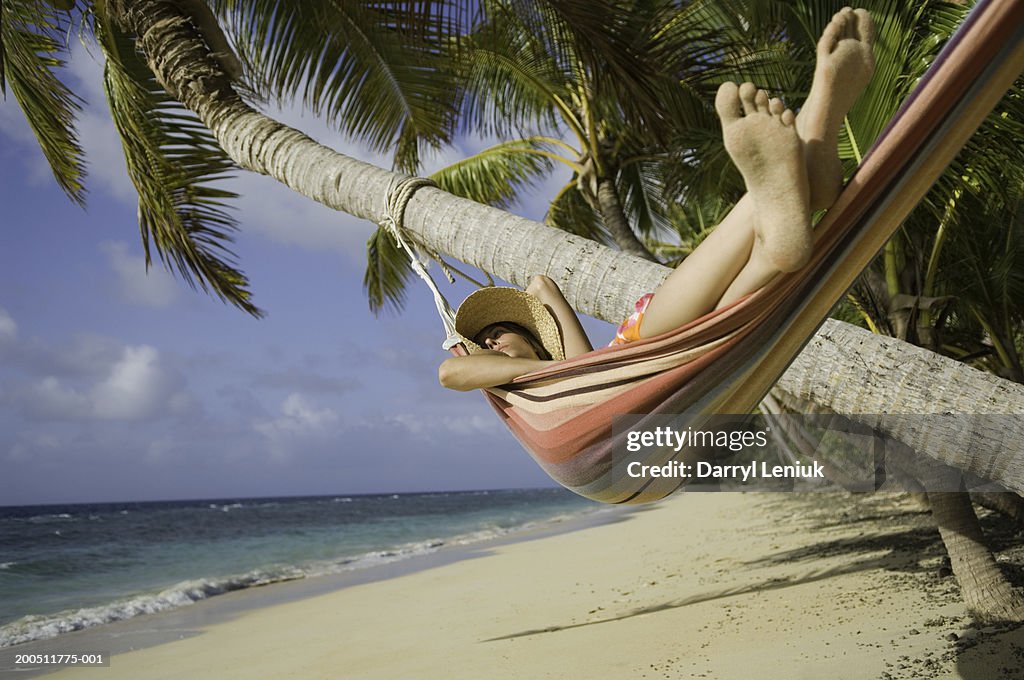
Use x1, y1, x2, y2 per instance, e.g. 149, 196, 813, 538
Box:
475, 321, 552, 360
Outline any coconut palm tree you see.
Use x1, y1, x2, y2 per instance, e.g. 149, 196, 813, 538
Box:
3, 0, 467, 316
5, 0, 1024, 620
430, 0, 800, 269
433, 0, 714, 263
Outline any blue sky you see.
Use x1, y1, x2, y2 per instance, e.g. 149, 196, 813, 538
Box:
0, 41, 612, 506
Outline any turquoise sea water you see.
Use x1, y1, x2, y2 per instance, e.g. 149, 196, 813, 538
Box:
0, 488, 601, 647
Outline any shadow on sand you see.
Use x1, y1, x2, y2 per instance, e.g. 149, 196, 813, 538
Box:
485, 492, 1024, 680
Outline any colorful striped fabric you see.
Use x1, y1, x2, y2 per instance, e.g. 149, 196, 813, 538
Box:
464, 0, 1024, 504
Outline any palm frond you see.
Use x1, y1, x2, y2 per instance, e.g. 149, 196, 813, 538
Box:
210, 0, 462, 174
617, 158, 672, 241
1, 0, 85, 204
429, 137, 560, 208
546, 180, 605, 243
493, 0, 643, 102
457, 9, 576, 141
94, 11, 259, 316
363, 225, 413, 314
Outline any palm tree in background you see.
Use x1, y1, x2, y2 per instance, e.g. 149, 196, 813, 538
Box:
431, 0, 811, 270
743, 0, 1024, 621
372, 0, 750, 310
4, 0, 1024, 620
432, 0, 722, 264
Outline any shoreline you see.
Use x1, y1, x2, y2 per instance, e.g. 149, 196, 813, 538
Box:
5, 491, 1024, 679
0, 500, 629, 677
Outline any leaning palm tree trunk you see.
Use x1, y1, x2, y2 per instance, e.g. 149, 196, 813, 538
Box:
770, 387, 1024, 622
928, 491, 1024, 621
113, 1, 664, 320
775, 322, 1024, 495
113, 1, 1024, 493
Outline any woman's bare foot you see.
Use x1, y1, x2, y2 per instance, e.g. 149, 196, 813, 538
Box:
716, 82, 811, 273
797, 7, 877, 210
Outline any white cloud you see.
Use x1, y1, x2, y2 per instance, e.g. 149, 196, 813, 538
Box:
254, 393, 341, 462
26, 376, 92, 420
229, 173, 374, 261
7, 433, 62, 463
0, 308, 16, 343
102, 241, 179, 308
379, 412, 500, 439
92, 345, 169, 420
257, 393, 339, 436
0, 95, 37, 145
22, 344, 178, 422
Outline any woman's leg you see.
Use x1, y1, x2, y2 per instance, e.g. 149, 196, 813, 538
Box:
639, 83, 809, 337
637, 7, 876, 339
799, 7, 877, 211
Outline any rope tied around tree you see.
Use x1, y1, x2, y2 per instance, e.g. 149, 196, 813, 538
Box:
379, 176, 463, 350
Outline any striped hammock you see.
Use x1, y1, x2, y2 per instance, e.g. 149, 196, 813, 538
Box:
458, 0, 1024, 504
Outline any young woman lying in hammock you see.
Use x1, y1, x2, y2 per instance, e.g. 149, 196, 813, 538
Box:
440, 7, 876, 392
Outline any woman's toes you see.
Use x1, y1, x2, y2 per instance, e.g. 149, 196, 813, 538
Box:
715, 82, 742, 121
755, 88, 770, 112
854, 8, 875, 44
738, 82, 758, 115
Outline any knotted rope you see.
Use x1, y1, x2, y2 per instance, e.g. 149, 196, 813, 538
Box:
378, 176, 463, 349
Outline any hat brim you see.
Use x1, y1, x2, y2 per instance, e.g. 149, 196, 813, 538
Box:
454, 287, 564, 361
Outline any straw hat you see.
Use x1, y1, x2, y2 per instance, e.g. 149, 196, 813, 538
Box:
455, 287, 564, 361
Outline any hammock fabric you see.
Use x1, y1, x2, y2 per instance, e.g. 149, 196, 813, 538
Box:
457, 0, 1024, 504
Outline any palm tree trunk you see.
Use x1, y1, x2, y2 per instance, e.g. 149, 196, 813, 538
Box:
113, 0, 667, 324
776, 320, 1024, 496
772, 386, 1024, 622
115, 1, 1024, 494
928, 491, 1024, 621
972, 491, 1024, 526
596, 177, 657, 261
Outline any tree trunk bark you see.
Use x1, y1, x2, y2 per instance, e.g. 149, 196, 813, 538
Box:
972, 491, 1024, 526
115, 1, 1024, 494
776, 320, 1024, 496
115, 0, 667, 323
595, 177, 657, 261
928, 491, 1024, 622
772, 387, 1024, 622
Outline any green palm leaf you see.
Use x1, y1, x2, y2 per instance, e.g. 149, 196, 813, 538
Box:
458, 6, 578, 141
429, 137, 559, 208
363, 225, 413, 315
618, 158, 672, 241
1, 0, 85, 204
94, 12, 258, 316
546, 180, 604, 242
209, 0, 462, 174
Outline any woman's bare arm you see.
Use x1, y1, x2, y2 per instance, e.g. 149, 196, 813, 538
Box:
525, 275, 593, 358
438, 352, 553, 391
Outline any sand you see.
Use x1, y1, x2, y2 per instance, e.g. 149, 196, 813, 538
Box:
27, 491, 1024, 679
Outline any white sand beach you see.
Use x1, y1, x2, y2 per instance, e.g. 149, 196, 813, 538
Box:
39, 491, 1024, 679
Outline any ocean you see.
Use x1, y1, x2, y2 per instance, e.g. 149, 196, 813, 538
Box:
0, 488, 602, 648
